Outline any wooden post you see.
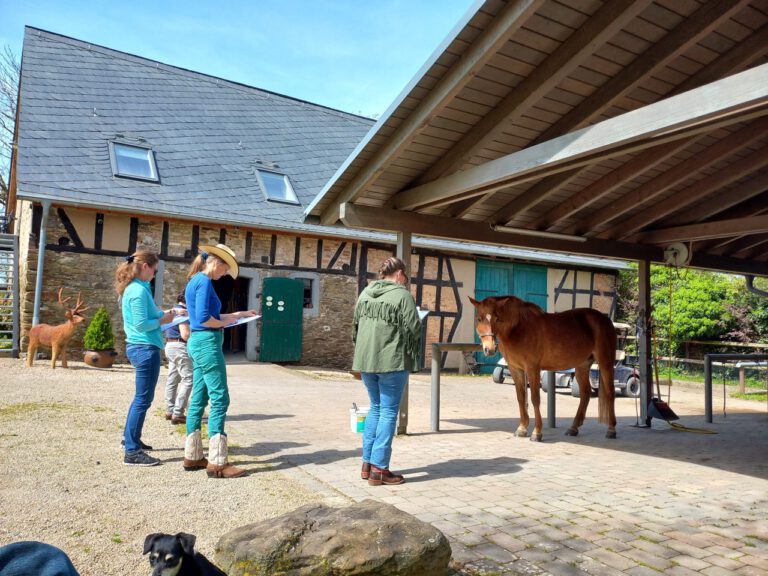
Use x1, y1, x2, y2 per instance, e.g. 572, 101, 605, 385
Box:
739, 366, 746, 393
638, 260, 653, 426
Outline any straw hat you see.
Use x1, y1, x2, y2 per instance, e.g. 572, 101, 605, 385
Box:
200, 244, 239, 279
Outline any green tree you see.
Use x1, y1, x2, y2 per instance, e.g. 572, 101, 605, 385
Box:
616, 265, 738, 356
83, 307, 116, 350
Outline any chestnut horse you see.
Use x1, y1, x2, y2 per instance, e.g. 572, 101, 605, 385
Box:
469, 295, 617, 440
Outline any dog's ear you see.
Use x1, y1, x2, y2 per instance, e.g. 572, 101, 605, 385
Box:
176, 533, 196, 556
143, 533, 163, 555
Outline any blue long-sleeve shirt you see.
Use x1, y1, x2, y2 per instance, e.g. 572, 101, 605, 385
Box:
185, 272, 222, 331
121, 279, 164, 349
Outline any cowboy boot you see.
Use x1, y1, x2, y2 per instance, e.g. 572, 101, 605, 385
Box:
206, 433, 246, 479
368, 465, 405, 486
182, 430, 208, 471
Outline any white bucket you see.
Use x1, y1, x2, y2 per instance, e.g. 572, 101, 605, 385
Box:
349, 406, 369, 433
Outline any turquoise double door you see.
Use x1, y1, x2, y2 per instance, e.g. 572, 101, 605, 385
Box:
474, 260, 548, 372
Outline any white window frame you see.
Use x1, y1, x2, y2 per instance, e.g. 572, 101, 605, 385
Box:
256, 168, 299, 205
289, 272, 320, 318
108, 141, 159, 182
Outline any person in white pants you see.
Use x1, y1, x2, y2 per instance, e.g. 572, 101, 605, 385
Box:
164, 294, 192, 425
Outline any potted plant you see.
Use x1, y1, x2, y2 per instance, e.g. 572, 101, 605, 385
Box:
83, 306, 118, 368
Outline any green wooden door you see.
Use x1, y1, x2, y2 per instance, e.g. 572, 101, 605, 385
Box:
259, 277, 303, 362
474, 260, 548, 372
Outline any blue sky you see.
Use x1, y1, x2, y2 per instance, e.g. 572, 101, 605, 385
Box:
0, 0, 474, 117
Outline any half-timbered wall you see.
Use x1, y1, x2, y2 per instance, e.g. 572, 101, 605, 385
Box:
16, 201, 617, 370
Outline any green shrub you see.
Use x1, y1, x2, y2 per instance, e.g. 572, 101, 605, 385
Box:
83, 307, 115, 350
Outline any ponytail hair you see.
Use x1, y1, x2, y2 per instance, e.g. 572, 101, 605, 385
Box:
378, 256, 407, 279
186, 250, 223, 280
115, 250, 159, 296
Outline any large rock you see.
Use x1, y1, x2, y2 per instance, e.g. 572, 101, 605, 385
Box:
215, 499, 452, 575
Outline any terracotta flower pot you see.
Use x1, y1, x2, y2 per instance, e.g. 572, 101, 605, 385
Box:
83, 349, 118, 368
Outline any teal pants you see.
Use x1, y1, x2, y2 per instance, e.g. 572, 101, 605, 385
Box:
186, 330, 229, 437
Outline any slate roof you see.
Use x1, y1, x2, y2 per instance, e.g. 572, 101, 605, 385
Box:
14, 27, 627, 270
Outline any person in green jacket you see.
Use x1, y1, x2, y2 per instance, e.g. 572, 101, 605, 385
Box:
352, 256, 421, 486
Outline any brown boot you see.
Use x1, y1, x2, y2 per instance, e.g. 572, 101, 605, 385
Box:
368, 465, 405, 486
206, 463, 246, 478
164, 412, 172, 420
206, 433, 246, 479
361, 462, 371, 480
183, 430, 207, 471
183, 458, 208, 471
171, 415, 186, 424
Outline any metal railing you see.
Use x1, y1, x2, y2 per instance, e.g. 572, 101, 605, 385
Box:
0, 233, 19, 357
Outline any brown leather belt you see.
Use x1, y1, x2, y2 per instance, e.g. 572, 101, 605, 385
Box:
165, 338, 184, 343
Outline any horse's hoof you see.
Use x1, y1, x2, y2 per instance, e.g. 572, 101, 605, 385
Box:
530, 433, 542, 442
565, 428, 579, 437
514, 429, 528, 438
606, 430, 617, 439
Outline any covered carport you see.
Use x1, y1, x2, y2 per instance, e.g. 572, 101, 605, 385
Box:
304, 0, 768, 426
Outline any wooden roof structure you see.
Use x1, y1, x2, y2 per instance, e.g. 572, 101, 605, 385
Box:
306, 0, 768, 276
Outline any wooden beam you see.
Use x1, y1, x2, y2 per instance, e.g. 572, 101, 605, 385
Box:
338, 203, 767, 275
390, 63, 768, 211
532, 0, 749, 145
417, 0, 649, 184
340, 202, 661, 261
534, 138, 693, 230
491, 169, 582, 226
315, 0, 544, 225
634, 215, 768, 244
606, 144, 768, 240
710, 232, 768, 256
564, 114, 768, 235
531, 23, 768, 232
656, 171, 768, 228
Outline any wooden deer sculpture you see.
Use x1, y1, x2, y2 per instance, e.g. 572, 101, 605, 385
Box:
27, 288, 89, 369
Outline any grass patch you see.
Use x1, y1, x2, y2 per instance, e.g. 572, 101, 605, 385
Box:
0, 401, 73, 418
110, 534, 123, 544
732, 392, 767, 402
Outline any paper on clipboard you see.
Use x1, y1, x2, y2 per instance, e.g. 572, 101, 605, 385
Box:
161, 315, 189, 332
227, 315, 261, 328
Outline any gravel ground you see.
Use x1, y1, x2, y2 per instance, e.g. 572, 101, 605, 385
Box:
0, 358, 322, 575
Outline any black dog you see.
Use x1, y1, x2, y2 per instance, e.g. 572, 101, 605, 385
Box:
143, 532, 226, 576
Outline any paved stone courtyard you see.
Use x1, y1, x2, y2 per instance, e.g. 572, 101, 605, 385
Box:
226, 362, 767, 576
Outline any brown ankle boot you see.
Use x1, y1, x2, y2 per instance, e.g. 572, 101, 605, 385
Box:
206, 463, 246, 478
183, 458, 208, 471
361, 462, 371, 480
368, 465, 405, 486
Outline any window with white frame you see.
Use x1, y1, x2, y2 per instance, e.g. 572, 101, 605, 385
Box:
256, 169, 299, 204
109, 142, 159, 182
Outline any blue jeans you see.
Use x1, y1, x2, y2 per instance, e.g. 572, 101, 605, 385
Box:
361, 370, 408, 469
123, 344, 161, 454
0, 541, 80, 575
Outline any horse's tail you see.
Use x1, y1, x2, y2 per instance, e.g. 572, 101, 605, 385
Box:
594, 315, 616, 425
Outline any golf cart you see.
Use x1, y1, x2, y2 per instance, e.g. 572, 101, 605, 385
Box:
491, 322, 640, 398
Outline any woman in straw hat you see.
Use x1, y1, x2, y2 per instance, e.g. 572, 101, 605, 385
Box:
182, 244, 257, 478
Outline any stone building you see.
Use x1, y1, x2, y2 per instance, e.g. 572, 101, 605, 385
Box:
8, 27, 625, 369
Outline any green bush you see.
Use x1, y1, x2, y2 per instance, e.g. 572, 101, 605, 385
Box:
83, 307, 115, 350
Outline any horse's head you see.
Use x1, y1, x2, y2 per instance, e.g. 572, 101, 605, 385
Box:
469, 296, 507, 356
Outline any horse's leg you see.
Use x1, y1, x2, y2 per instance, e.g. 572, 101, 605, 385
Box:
528, 369, 543, 442
27, 342, 37, 367
510, 368, 529, 437
565, 363, 591, 437
596, 337, 618, 439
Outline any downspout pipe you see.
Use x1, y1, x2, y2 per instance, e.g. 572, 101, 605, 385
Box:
32, 200, 51, 326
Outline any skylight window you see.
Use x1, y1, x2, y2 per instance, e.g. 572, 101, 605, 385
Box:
256, 169, 299, 204
109, 142, 159, 182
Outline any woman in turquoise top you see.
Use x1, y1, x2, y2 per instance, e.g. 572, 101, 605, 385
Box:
115, 250, 175, 467
182, 244, 257, 479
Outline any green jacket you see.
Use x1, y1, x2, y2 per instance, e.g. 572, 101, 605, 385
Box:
352, 280, 422, 373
